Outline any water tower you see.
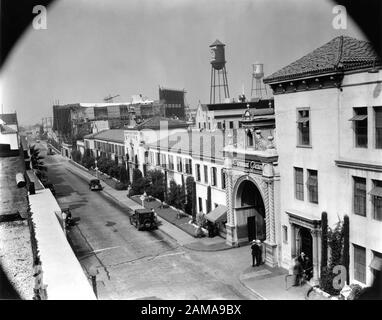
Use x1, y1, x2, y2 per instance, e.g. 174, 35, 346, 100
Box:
251, 62, 268, 99
209, 39, 230, 104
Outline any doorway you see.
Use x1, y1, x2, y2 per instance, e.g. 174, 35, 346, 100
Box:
298, 227, 313, 260
235, 179, 266, 242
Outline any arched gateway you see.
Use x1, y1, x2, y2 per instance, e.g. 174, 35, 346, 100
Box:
234, 178, 266, 242
224, 145, 280, 267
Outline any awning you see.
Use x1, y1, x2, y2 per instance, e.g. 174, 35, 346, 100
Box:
369, 186, 382, 197
349, 115, 367, 121
205, 205, 227, 223
370, 256, 382, 270
296, 117, 309, 123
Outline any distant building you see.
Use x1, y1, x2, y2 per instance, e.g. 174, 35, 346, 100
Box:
83, 129, 125, 164
0, 113, 19, 152
159, 87, 187, 119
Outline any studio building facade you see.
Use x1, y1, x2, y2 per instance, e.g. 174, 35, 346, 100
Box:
264, 35, 382, 285
131, 105, 281, 267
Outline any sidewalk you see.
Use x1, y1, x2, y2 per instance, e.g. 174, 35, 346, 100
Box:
63, 157, 320, 300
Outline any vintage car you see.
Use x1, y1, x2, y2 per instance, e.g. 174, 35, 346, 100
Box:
129, 208, 157, 231
89, 179, 103, 191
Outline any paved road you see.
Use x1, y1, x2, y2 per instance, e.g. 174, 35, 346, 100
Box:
39, 142, 256, 300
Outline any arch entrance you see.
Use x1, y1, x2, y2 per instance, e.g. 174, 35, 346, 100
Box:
234, 179, 266, 242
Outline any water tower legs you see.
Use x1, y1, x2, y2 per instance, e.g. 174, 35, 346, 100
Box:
210, 66, 230, 104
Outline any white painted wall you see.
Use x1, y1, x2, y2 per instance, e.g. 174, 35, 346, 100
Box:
275, 70, 382, 285
0, 132, 19, 150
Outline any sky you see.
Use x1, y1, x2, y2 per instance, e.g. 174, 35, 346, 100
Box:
0, 0, 366, 125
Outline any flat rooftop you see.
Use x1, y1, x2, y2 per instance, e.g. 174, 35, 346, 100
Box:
0, 154, 34, 299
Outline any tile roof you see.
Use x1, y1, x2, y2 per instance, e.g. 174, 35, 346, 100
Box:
147, 130, 225, 160
0, 113, 17, 125
264, 36, 381, 84
84, 129, 124, 143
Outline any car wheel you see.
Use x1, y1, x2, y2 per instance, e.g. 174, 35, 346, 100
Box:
129, 217, 133, 225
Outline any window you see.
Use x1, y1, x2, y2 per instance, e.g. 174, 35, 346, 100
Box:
372, 251, 382, 280
353, 177, 366, 217
283, 226, 288, 244
239, 122, 243, 128
161, 154, 167, 168
353, 244, 366, 283
371, 180, 382, 221
375, 107, 382, 149
294, 167, 304, 200
217, 122, 222, 129
297, 109, 310, 146
350, 107, 368, 148
185, 159, 192, 174
204, 123, 206, 129
229, 121, 234, 129
211, 167, 217, 186
221, 169, 226, 189
196, 164, 201, 181
307, 169, 318, 203
198, 197, 203, 212
198, 123, 201, 129
168, 155, 174, 170
204, 165, 208, 184
156, 153, 161, 166
208, 123, 211, 130
177, 157, 183, 172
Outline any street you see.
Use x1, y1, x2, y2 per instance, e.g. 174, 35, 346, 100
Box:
39, 143, 257, 300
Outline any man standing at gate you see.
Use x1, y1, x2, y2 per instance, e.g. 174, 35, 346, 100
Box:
251, 240, 260, 267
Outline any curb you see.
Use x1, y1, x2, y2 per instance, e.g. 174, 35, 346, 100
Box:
238, 274, 267, 300
182, 242, 234, 252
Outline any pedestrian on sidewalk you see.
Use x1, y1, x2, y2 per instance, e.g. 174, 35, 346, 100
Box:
293, 257, 303, 286
251, 240, 260, 267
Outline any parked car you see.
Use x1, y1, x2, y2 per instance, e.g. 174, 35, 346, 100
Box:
89, 179, 103, 191
129, 208, 157, 231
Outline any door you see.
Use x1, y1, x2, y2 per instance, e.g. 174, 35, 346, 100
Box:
299, 227, 313, 260
247, 216, 256, 242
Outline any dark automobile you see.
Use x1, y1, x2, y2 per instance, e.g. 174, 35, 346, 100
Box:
129, 208, 157, 231
89, 179, 103, 191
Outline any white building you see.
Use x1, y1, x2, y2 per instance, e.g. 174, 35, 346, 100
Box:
264, 35, 382, 286
195, 99, 274, 131
0, 113, 19, 151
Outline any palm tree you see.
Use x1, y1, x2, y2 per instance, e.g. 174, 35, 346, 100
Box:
30, 145, 48, 180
